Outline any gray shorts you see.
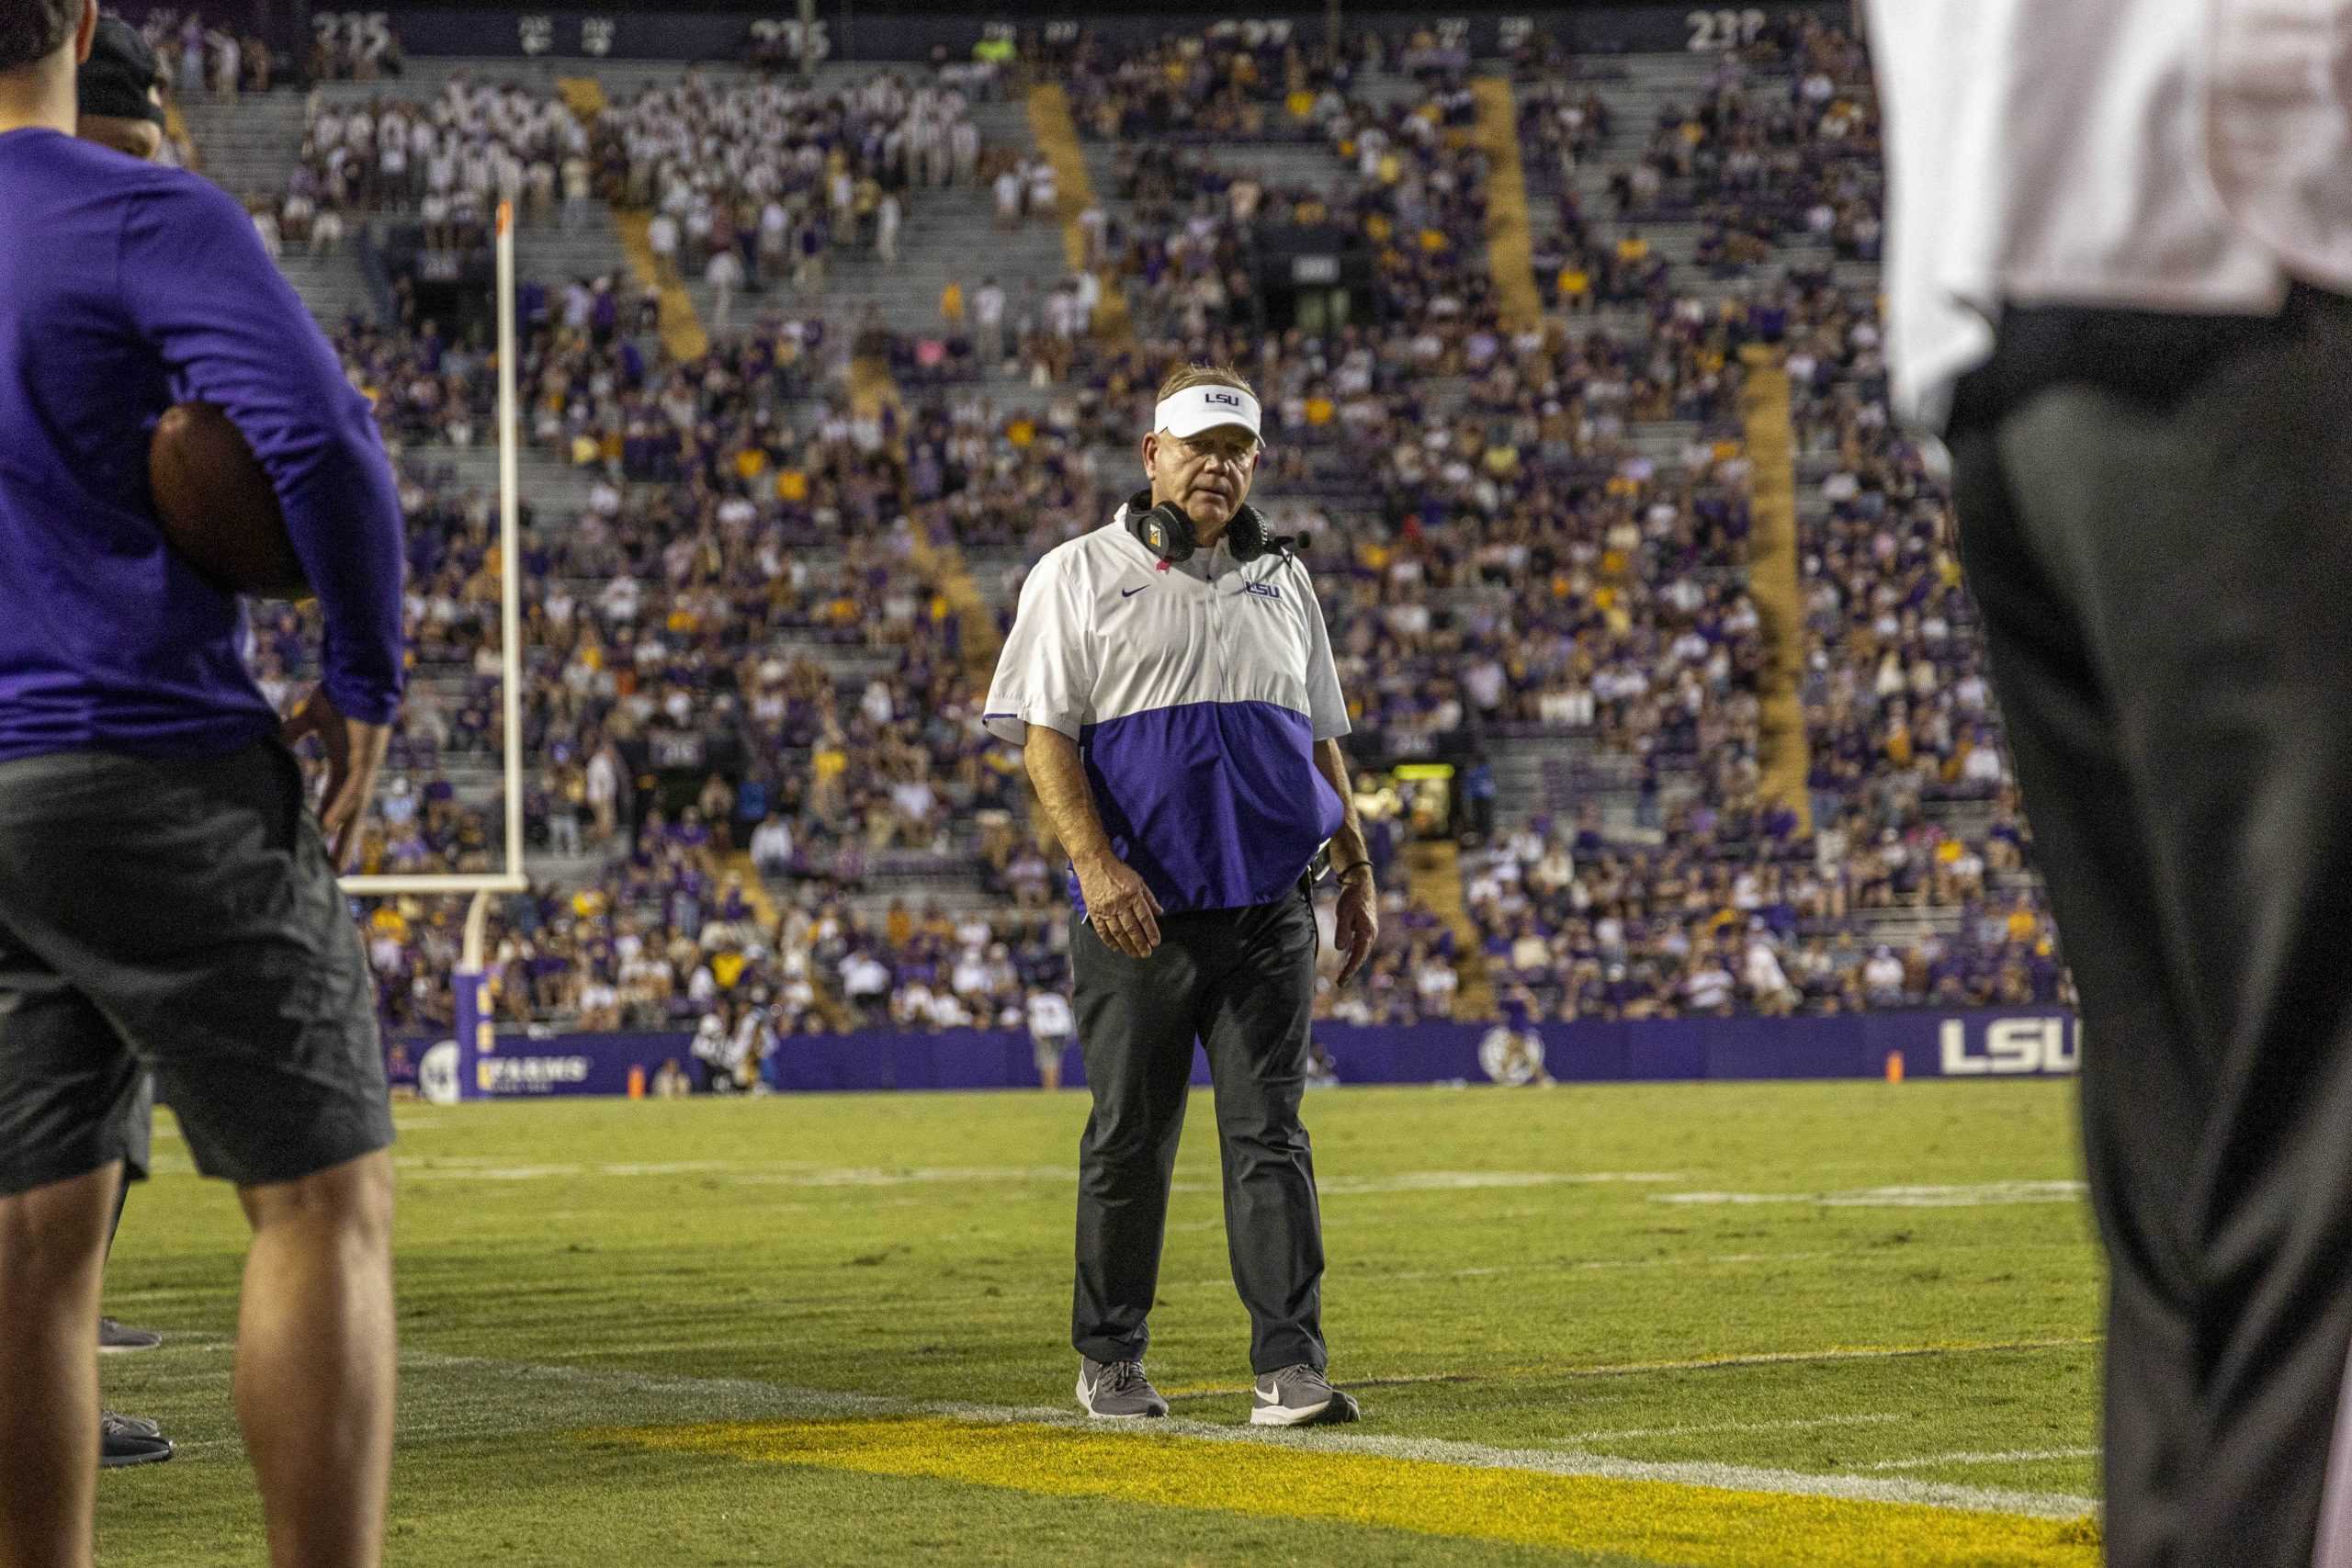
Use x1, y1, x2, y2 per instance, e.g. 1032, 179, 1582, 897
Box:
1034, 1031, 1071, 1075
0, 739, 391, 1196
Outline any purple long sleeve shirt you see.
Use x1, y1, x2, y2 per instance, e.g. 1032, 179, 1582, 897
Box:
0, 128, 404, 762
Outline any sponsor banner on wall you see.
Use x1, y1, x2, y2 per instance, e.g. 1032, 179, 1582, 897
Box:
389, 1009, 2078, 1101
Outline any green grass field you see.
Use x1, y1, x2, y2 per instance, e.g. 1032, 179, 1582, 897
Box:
96, 1080, 2104, 1566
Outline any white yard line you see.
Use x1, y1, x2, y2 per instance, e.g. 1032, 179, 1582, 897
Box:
124, 1341, 2097, 1518
1558, 1337, 2098, 1379
1571, 1412, 1907, 1441
1655, 1181, 2087, 1209
380, 1160, 1688, 1197
1861, 1447, 2101, 1472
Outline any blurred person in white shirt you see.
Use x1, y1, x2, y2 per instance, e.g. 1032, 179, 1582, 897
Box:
1026, 987, 1074, 1092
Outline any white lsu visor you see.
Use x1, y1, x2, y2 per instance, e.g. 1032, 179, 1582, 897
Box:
1154, 385, 1263, 445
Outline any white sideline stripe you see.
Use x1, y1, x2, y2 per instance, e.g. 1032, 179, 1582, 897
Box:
1655, 1180, 2087, 1209
1860, 1447, 2101, 1472
120, 1341, 2104, 1516
381, 1159, 1686, 1197
1161, 1249, 1849, 1292
1573, 1412, 1906, 1441
1559, 1337, 2099, 1379
1316, 1171, 1687, 1192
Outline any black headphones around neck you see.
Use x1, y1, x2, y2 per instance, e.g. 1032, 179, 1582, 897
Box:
1125, 489, 1304, 565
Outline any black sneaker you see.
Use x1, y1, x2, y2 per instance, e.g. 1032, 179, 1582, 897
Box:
100, 1412, 173, 1469
1250, 1364, 1362, 1427
1075, 1356, 1170, 1419
98, 1317, 162, 1354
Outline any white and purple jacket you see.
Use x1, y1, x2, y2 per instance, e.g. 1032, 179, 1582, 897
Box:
982, 507, 1351, 915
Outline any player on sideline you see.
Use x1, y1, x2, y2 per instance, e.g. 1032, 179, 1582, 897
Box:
0, 2, 406, 1564
57, 9, 192, 1472
983, 365, 1376, 1427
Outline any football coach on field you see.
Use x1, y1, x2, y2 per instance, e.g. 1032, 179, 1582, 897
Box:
983, 364, 1375, 1428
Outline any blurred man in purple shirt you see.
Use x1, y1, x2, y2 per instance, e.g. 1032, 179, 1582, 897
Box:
0, 4, 404, 1564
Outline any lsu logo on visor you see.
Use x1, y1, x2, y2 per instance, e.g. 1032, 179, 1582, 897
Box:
1205, 390, 1244, 408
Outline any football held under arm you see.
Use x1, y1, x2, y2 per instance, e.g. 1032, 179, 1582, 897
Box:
119, 178, 406, 724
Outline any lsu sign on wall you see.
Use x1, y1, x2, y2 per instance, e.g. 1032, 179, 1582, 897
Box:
1938, 1015, 2079, 1076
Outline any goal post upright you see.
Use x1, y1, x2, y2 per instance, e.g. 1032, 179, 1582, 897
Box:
494, 197, 526, 883
338, 203, 529, 1097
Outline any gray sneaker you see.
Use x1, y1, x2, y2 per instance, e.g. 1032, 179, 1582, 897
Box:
100, 1411, 173, 1469
1076, 1356, 1169, 1419
1250, 1364, 1361, 1427
98, 1317, 162, 1353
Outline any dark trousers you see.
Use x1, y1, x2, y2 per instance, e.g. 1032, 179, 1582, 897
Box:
1069, 882, 1326, 1374
1949, 287, 2352, 1568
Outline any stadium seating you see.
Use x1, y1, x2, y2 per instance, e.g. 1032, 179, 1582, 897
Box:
181, 20, 2056, 1039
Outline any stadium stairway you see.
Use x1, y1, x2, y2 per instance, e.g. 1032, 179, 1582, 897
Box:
610, 209, 711, 361
1488, 736, 1671, 840
723, 850, 785, 930
1469, 78, 1544, 331
512, 206, 636, 288
175, 90, 306, 206
277, 249, 378, 327
517, 69, 710, 364
1522, 51, 1847, 302
910, 533, 1003, 683
1408, 836, 1494, 1017
1736, 344, 1813, 833
175, 91, 384, 328
1025, 83, 1129, 342
411, 441, 604, 524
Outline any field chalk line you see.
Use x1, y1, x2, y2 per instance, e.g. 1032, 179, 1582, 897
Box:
121, 1337, 2098, 1519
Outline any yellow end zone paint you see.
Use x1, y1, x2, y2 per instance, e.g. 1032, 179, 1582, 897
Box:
599, 1417, 2099, 1568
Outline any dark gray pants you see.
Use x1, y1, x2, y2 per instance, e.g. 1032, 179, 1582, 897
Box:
1069, 882, 1326, 1374
1949, 287, 2352, 1568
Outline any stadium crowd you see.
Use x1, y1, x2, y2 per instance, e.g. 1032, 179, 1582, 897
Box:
131, 6, 272, 96
596, 66, 988, 295
203, 17, 2058, 1047
280, 72, 588, 247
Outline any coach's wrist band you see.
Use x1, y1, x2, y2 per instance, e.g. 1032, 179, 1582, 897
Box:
1336, 860, 1374, 885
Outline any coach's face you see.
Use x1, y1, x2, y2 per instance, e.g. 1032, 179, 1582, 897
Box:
1143, 424, 1259, 536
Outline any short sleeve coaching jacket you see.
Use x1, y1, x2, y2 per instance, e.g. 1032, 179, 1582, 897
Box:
983, 506, 1352, 915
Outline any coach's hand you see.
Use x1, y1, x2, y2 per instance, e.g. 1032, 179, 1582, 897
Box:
282, 686, 392, 874
1334, 877, 1378, 986
1077, 849, 1163, 958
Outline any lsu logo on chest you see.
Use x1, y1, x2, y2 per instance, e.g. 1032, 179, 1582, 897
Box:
1243, 581, 1282, 600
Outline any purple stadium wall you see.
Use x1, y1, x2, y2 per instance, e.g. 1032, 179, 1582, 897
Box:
389, 1010, 2080, 1101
